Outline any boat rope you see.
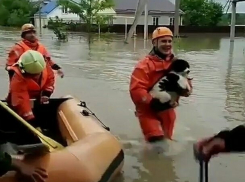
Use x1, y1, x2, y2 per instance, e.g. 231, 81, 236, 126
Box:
78, 101, 110, 131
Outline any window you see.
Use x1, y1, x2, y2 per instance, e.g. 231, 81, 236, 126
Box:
62, 6, 68, 14
170, 17, 174, 25
107, 17, 113, 25
152, 17, 159, 26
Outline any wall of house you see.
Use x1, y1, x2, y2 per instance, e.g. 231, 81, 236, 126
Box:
34, 16, 48, 28
47, 6, 80, 22
113, 14, 182, 26
34, 6, 81, 27
34, 6, 183, 27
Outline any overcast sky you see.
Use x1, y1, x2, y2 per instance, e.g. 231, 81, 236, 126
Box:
216, 0, 245, 13
169, 0, 245, 13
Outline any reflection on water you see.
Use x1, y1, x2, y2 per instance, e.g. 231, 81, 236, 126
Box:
224, 41, 245, 125
1, 28, 245, 181
174, 35, 221, 52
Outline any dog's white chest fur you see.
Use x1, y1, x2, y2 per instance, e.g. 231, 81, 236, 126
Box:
149, 77, 173, 103
149, 73, 190, 104
149, 59, 191, 105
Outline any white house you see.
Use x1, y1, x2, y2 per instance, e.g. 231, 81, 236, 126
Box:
34, 0, 117, 27
34, 0, 79, 27
113, 0, 183, 26
34, 0, 183, 27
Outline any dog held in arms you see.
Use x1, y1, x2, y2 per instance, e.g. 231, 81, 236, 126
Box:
149, 59, 191, 110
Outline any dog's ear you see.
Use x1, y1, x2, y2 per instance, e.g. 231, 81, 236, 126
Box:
165, 73, 179, 82
169, 59, 190, 73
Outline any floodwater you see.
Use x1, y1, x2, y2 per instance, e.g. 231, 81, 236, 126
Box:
0, 27, 245, 182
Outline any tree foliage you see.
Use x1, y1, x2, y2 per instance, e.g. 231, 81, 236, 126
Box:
180, 0, 223, 26
58, 0, 114, 32
220, 13, 245, 26
48, 16, 68, 41
0, 0, 38, 27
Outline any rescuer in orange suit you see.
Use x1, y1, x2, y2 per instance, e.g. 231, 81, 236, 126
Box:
7, 50, 55, 126
129, 27, 192, 143
6, 23, 64, 80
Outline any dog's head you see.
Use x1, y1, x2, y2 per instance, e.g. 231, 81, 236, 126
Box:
168, 59, 190, 78
162, 73, 191, 95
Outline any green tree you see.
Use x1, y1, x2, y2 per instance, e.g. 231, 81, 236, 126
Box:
58, 0, 114, 32
180, 0, 223, 26
0, 0, 38, 27
207, 1, 223, 26
48, 16, 68, 41
0, 4, 10, 26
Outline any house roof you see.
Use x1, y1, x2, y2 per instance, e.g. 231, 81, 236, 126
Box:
98, 8, 116, 15
35, 0, 182, 16
35, 0, 116, 16
114, 0, 183, 14
36, 0, 57, 15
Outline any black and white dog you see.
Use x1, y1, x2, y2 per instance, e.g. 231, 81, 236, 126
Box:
149, 59, 191, 107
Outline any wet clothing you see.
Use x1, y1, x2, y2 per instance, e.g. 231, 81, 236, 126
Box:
130, 47, 186, 141
6, 40, 61, 79
214, 125, 245, 152
7, 64, 55, 121
194, 124, 245, 162
0, 152, 12, 176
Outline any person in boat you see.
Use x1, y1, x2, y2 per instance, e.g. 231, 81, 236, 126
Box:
129, 27, 192, 143
6, 50, 55, 126
6, 23, 64, 80
0, 151, 48, 181
194, 124, 245, 162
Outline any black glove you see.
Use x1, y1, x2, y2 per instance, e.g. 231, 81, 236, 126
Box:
51, 64, 61, 70
7, 70, 15, 80
215, 125, 245, 152
150, 98, 172, 112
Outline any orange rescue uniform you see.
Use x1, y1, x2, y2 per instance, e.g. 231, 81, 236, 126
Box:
130, 54, 177, 141
6, 40, 56, 69
7, 65, 55, 121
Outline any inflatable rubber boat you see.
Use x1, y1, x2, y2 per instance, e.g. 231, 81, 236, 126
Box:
0, 96, 124, 182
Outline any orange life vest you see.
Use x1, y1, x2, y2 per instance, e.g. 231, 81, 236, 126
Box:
16, 41, 49, 57
10, 66, 49, 94
6, 41, 55, 75
7, 65, 52, 121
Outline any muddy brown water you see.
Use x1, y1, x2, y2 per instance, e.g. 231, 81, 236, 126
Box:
0, 27, 245, 182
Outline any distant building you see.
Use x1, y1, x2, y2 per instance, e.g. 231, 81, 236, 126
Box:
113, 0, 183, 26
34, 0, 184, 27
34, 0, 115, 27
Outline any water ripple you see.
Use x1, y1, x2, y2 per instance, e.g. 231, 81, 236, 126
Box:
1, 28, 245, 182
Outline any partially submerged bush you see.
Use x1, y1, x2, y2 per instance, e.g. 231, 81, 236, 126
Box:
48, 16, 68, 41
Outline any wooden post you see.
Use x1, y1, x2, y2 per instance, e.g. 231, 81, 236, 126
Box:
125, 0, 147, 43
125, 18, 128, 39
230, 1, 236, 41
174, 0, 180, 37
144, 3, 148, 40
